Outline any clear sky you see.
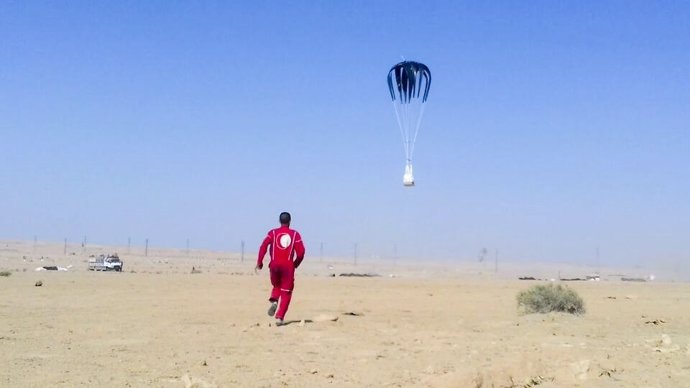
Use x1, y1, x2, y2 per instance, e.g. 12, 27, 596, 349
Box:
1, 1, 688, 270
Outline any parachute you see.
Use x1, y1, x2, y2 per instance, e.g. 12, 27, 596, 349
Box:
387, 60, 431, 187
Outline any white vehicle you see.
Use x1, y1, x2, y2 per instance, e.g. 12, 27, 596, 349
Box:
88, 254, 123, 272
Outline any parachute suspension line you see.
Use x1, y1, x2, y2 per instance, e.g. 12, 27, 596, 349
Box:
400, 100, 410, 159
409, 103, 426, 159
399, 95, 423, 162
396, 95, 413, 161
392, 101, 408, 157
408, 70, 427, 158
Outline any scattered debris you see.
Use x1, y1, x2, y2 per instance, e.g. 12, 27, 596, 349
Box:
520, 275, 601, 282
0, 271, 11, 277
35, 266, 68, 271
342, 312, 362, 316
652, 334, 681, 353
522, 375, 553, 387
35, 280, 43, 287
645, 319, 666, 325
621, 277, 646, 282
599, 368, 617, 378
606, 296, 617, 299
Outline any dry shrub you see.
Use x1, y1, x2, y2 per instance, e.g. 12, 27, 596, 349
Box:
0, 271, 11, 277
517, 283, 585, 315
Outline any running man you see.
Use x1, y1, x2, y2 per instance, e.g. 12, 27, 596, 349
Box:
256, 212, 306, 325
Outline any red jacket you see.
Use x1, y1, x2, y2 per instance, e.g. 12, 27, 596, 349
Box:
257, 226, 305, 269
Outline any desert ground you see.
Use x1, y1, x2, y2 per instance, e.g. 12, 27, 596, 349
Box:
1, 240, 689, 387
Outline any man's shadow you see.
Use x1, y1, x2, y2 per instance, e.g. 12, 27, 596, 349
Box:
279, 313, 356, 326
279, 319, 314, 326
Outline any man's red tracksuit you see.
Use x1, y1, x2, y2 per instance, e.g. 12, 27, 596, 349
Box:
257, 226, 305, 320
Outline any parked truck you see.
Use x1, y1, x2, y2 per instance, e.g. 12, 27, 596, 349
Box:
88, 254, 123, 272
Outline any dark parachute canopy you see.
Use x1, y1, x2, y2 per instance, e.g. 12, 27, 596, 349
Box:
387, 61, 431, 104
386, 61, 431, 187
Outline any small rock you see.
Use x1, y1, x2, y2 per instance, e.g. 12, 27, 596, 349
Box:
309, 369, 318, 374
35, 280, 43, 287
202, 360, 207, 366
662, 334, 672, 346
298, 320, 305, 327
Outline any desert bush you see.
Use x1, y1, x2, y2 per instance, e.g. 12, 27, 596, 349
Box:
517, 283, 585, 315
0, 271, 12, 277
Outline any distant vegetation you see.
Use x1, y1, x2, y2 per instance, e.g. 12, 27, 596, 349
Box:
0, 271, 12, 277
517, 284, 585, 315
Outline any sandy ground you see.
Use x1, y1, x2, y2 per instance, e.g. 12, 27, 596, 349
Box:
1, 241, 689, 387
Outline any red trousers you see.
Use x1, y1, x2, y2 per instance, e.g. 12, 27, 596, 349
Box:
269, 260, 295, 320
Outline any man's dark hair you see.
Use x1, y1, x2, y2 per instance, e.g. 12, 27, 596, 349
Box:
279, 212, 291, 225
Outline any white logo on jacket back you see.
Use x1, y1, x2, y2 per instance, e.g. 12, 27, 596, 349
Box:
277, 233, 292, 249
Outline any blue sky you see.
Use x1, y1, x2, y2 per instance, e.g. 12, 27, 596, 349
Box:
1, 1, 688, 270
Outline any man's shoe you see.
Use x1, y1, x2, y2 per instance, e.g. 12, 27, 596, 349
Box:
267, 301, 278, 317
275, 319, 284, 326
